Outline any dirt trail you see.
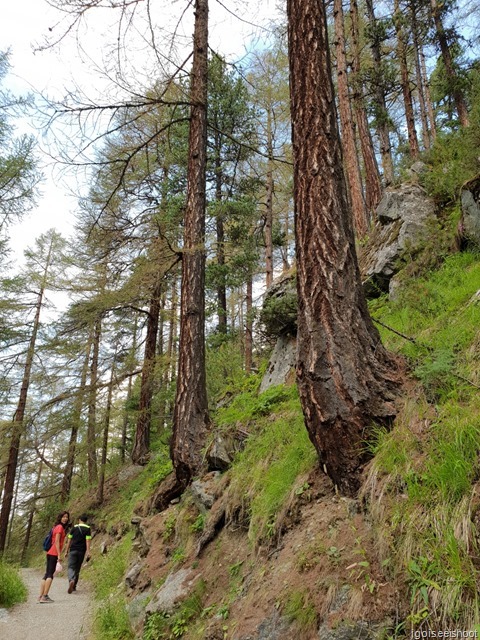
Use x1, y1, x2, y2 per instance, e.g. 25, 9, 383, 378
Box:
0, 568, 93, 640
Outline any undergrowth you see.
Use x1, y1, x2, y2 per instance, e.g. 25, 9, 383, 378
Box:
366, 250, 480, 631
0, 561, 27, 607
218, 383, 317, 545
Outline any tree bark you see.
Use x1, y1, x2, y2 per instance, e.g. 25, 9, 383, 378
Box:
334, 0, 367, 237
364, 0, 395, 186
170, 0, 210, 488
131, 277, 162, 464
0, 237, 54, 553
264, 109, 275, 289
410, 0, 433, 149
245, 277, 253, 374
349, 0, 382, 217
287, 0, 402, 495
97, 356, 115, 504
61, 338, 92, 501
87, 317, 101, 483
430, 0, 469, 127
393, 0, 420, 159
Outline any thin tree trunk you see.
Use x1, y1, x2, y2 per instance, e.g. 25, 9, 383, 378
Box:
287, 0, 402, 496
245, 277, 253, 374
394, 0, 420, 158
350, 0, 382, 216
265, 109, 274, 288
97, 357, 116, 504
334, 0, 367, 236
430, 0, 469, 127
87, 317, 101, 483
171, 0, 211, 488
121, 313, 139, 462
0, 238, 53, 552
61, 339, 92, 502
21, 444, 45, 564
365, 0, 395, 186
131, 278, 162, 464
411, 0, 432, 149
419, 44, 437, 141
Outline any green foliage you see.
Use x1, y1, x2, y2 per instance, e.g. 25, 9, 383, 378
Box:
366, 249, 480, 629
206, 335, 252, 403
142, 579, 206, 640
92, 536, 132, 600
260, 289, 297, 338
94, 595, 134, 640
0, 562, 27, 608
224, 385, 317, 543
283, 589, 317, 630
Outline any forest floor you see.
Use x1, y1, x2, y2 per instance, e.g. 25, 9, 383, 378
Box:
0, 568, 92, 640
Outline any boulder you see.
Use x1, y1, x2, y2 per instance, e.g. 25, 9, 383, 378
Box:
359, 184, 438, 297
460, 175, 480, 248
145, 568, 200, 616
259, 335, 297, 393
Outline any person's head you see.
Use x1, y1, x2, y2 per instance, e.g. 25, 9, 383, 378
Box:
55, 511, 70, 528
79, 514, 88, 523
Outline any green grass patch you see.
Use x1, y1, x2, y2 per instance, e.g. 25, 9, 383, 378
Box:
224, 385, 317, 544
0, 562, 27, 608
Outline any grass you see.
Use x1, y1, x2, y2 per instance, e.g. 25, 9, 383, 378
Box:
0, 562, 27, 608
92, 535, 134, 639
365, 249, 480, 630
220, 384, 317, 545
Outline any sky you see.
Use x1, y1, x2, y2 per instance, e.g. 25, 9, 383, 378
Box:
1, 0, 277, 263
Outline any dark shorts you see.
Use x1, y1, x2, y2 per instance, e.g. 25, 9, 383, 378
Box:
43, 554, 58, 580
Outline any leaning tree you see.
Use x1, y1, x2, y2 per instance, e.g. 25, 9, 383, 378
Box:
287, 0, 403, 495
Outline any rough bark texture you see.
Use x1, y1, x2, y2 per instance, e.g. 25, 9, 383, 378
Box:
265, 111, 274, 289
170, 0, 210, 487
333, 0, 367, 237
287, 0, 402, 495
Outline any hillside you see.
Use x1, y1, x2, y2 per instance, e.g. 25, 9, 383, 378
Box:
58, 241, 480, 639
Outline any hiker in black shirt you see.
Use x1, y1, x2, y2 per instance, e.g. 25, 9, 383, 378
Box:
64, 514, 92, 594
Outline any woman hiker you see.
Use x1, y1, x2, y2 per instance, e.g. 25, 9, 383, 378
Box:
38, 511, 70, 603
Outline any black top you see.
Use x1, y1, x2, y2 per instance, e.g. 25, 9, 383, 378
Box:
67, 523, 92, 552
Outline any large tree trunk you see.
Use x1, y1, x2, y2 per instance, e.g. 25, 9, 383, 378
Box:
287, 0, 402, 495
170, 0, 210, 489
349, 0, 382, 217
333, 0, 367, 237
131, 278, 162, 464
393, 0, 420, 159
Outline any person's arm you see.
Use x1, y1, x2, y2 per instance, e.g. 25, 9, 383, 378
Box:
85, 537, 91, 560
64, 535, 72, 559
54, 529, 61, 557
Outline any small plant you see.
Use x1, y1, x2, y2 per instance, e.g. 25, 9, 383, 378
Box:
190, 513, 206, 534
283, 589, 317, 630
163, 513, 176, 541
95, 595, 133, 640
0, 562, 27, 608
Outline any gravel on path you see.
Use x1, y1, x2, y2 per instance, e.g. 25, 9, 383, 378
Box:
0, 567, 93, 640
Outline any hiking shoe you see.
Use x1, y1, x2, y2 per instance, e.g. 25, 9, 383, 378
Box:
68, 580, 75, 594
39, 595, 54, 603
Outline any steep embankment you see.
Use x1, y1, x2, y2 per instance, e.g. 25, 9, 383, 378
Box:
0, 568, 92, 640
